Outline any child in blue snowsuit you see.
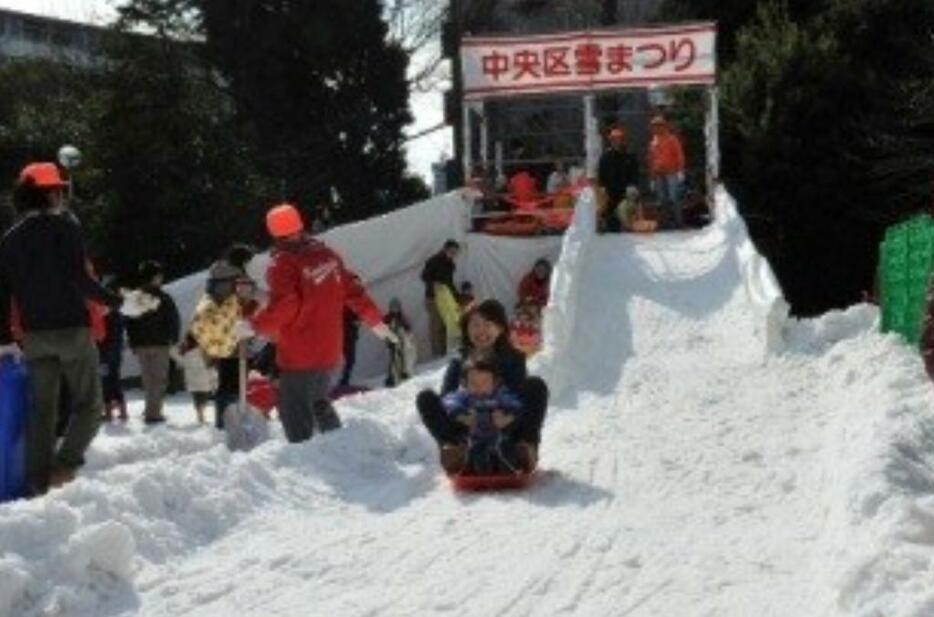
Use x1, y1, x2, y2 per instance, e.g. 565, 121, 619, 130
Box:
441, 352, 524, 474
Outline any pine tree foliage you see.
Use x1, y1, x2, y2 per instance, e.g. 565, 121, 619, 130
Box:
199, 0, 426, 224
662, 0, 934, 313
89, 3, 273, 278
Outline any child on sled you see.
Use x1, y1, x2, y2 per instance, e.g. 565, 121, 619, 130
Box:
510, 302, 542, 356
441, 352, 524, 475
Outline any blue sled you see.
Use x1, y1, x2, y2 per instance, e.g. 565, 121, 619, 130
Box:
0, 356, 28, 502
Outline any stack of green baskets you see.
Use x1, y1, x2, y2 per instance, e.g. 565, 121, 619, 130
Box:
879, 215, 934, 345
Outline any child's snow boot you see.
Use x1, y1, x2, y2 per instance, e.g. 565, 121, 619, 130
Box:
516, 442, 538, 473
439, 443, 467, 475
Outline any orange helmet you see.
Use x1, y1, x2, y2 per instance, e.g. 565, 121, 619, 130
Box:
266, 203, 304, 238
18, 162, 66, 188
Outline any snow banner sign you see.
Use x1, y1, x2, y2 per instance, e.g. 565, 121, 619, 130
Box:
461, 22, 716, 100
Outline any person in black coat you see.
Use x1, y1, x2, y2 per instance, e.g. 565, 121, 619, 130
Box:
99, 280, 127, 421
339, 306, 360, 387
0, 162, 124, 494
597, 126, 640, 233
416, 299, 548, 475
124, 260, 180, 424
420, 239, 460, 358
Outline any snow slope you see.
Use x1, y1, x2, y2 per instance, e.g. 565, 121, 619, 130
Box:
3, 189, 934, 617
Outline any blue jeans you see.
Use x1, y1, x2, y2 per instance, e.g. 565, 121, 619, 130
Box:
652, 174, 683, 229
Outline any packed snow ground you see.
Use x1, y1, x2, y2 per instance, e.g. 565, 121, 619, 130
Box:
3, 193, 934, 616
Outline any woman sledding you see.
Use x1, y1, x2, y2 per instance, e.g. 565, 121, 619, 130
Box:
416, 299, 548, 476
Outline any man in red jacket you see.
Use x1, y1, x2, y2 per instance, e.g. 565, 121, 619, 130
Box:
249, 203, 397, 443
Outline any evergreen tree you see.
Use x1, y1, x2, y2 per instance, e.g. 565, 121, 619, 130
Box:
820, 0, 934, 209
0, 60, 102, 231
659, 0, 934, 313
198, 0, 419, 224
91, 5, 273, 279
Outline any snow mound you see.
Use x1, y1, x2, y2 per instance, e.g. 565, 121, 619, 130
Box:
2, 188, 934, 616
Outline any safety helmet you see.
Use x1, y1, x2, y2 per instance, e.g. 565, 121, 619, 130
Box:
18, 162, 66, 188
266, 203, 304, 238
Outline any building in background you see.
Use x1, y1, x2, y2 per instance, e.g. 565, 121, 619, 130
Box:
0, 8, 109, 65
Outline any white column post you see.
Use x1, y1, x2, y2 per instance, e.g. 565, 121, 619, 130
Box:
704, 86, 721, 207
479, 101, 489, 167
583, 94, 599, 179
462, 101, 473, 183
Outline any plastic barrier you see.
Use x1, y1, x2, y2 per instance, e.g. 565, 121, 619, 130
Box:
0, 356, 28, 502
879, 215, 934, 345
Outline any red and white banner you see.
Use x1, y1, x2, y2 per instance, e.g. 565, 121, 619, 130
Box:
461, 22, 716, 100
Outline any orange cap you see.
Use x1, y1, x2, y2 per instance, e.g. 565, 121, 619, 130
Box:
19, 162, 66, 188
266, 203, 304, 238
609, 127, 625, 139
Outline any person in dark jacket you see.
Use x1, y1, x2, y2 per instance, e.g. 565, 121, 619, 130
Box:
384, 297, 415, 387
99, 278, 127, 421
338, 305, 360, 387
420, 239, 460, 358
125, 260, 180, 424
920, 272, 934, 381
597, 126, 639, 233
416, 299, 548, 475
0, 162, 124, 494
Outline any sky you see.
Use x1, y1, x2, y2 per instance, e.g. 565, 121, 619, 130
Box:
0, 0, 452, 184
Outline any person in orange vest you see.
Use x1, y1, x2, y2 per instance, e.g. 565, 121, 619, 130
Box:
647, 115, 686, 229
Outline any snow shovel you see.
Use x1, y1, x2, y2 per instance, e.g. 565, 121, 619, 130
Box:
223, 340, 269, 452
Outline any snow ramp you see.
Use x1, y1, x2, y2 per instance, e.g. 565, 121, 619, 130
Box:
3, 191, 934, 617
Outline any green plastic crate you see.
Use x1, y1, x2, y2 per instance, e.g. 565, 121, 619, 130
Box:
879, 214, 934, 345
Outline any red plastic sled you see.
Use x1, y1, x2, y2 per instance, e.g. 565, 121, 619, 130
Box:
449, 471, 536, 492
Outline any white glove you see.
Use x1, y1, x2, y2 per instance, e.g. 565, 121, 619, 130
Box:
232, 319, 255, 341
0, 343, 22, 360
119, 289, 161, 318
675, 171, 685, 184
372, 323, 400, 346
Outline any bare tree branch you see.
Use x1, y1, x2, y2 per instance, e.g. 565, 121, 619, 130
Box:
385, 0, 448, 92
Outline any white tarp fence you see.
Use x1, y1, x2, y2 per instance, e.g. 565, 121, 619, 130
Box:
162, 191, 566, 382
530, 188, 598, 397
